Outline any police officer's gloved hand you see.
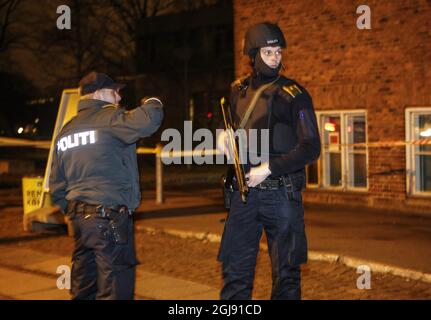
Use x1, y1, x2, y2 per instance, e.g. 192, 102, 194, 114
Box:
246, 162, 271, 187
141, 96, 163, 108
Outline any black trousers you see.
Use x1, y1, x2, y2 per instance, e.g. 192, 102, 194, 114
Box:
218, 188, 308, 300
69, 213, 138, 300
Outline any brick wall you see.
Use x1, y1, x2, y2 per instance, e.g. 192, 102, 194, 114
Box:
233, 0, 431, 213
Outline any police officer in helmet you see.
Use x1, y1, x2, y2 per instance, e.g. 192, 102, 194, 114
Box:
217, 22, 321, 300
50, 72, 164, 299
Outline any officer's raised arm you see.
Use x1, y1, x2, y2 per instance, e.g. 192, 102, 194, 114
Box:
110, 97, 164, 144
269, 88, 321, 177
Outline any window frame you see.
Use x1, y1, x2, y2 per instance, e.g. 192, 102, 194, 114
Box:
405, 107, 431, 197
308, 109, 368, 192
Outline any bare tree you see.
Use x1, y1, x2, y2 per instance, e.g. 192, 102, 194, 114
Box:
96, 0, 177, 75
6, 0, 227, 88
98, 0, 225, 75
29, 0, 110, 86
0, 0, 19, 53
24, 0, 181, 84
0, 0, 27, 55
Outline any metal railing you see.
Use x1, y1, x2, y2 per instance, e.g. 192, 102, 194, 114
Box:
136, 144, 222, 204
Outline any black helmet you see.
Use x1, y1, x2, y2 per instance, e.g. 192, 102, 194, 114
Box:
243, 22, 286, 56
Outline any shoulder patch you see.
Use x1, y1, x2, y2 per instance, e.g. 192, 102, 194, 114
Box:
102, 104, 118, 109
231, 75, 250, 91
282, 84, 302, 98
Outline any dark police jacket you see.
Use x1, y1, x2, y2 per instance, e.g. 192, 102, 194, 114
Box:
230, 74, 321, 177
49, 99, 163, 213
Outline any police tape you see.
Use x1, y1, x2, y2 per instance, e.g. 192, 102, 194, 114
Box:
136, 147, 222, 158
136, 147, 158, 154
0, 137, 51, 149
135, 138, 431, 159
329, 138, 431, 148
1, 136, 431, 152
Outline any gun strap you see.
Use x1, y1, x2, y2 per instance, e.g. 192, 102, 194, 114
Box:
238, 76, 280, 129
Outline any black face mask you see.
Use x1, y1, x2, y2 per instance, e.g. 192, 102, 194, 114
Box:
253, 50, 281, 81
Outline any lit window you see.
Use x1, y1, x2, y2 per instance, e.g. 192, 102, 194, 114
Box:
322, 115, 342, 187
406, 108, 431, 195
307, 111, 368, 191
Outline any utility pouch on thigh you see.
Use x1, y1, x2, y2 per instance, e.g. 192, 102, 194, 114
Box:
222, 175, 234, 209
109, 212, 129, 245
223, 187, 234, 209
281, 173, 305, 203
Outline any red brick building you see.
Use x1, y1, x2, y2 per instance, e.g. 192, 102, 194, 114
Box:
233, 0, 431, 213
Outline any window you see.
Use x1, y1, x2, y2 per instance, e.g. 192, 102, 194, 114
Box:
406, 108, 431, 196
346, 115, 367, 188
307, 110, 368, 191
322, 115, 342, 187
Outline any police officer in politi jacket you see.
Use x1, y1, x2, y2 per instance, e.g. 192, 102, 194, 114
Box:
50, 72, 164, 300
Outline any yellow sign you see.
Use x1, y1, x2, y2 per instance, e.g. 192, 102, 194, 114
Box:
22, 176, 44, 215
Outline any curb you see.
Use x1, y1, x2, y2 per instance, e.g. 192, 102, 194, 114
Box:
136, 225, 431, 284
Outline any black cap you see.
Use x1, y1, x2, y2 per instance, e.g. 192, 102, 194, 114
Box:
79, 72, 126, 95
243, 22, 286, 56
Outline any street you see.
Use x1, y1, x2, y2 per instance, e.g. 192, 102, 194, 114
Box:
0, 188, 430, 300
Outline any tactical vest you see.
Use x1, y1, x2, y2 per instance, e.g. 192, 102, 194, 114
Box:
231, 75, 303, 162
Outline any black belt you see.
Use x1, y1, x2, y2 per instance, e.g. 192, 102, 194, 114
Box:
254, 177, 286, 190
232, 171, 305, 191
66, 201, 131, 218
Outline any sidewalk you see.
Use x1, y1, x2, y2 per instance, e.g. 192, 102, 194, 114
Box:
0, 187, 430, 299
0, 245, 218, 300
136, 188, 431, 275
0, 202, 429, 300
